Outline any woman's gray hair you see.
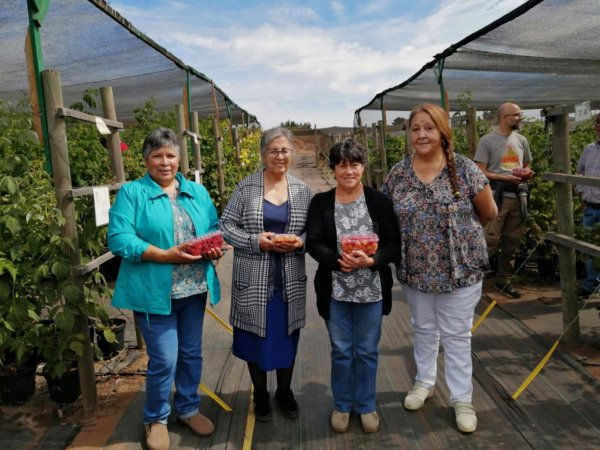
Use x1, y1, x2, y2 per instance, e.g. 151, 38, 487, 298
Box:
141, 128, 180, 159
260, 127, 294, 158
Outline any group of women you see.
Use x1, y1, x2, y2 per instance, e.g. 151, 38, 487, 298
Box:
108, 103, 497, 450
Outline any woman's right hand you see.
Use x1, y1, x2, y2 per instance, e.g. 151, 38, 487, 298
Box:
258, 232, 276, 252
141, 243, 203, 264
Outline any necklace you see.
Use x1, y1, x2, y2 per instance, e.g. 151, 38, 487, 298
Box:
412, 154, 446, 184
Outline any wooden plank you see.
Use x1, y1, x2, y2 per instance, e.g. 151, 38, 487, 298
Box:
73, 251, 115, 276
68, 181, 125, 198
545, 232, 600, 259
57, 107, 123, 128
542, 172, 600, 188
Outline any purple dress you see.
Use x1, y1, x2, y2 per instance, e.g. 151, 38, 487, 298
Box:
232, 199, 300, 371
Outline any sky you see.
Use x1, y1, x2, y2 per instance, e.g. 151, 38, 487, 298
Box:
109, 0, 528, 129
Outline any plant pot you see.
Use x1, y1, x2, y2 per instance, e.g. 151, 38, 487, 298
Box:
96, 318, 126, 358
44, 366, 80, 404
0, 364, 37, 404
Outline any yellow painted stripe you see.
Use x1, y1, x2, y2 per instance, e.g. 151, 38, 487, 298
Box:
205, 306, 234, 334
511, 339, 560, 400
200, 383, 233, 412
471, 299, 497, 333
243, 387, 256, 450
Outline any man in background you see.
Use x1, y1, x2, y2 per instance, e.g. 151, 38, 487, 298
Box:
575, 113, 600, 298
474, 102, 533, 298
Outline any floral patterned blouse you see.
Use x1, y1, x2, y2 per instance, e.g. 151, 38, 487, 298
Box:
380, 153, 489, 293
169, 194, 207, 299
332, 194, 382, 303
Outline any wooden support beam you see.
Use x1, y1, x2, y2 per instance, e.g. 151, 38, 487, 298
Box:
57, 107, 122, 129
545, 232, 600, 259
67, 182, 125, 198
542, 172, 600, 188
100, 86, 125, 183
175, 104, 190, 176
42, 69, 98, 416
550, 113, 579, 346
73, 251, 115, 276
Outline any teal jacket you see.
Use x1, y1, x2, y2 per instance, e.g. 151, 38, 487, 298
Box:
108, 173, 221, 314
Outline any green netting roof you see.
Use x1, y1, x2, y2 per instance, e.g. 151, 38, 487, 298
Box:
0, 0, 257, 124
355, 0, 600, 125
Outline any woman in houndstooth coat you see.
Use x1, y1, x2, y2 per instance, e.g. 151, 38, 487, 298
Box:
220, 127, 311, 422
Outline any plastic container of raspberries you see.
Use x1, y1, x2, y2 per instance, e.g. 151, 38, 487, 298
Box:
340, 233, 379, 255
270, 233, 297, 243
183, 230, 224, 256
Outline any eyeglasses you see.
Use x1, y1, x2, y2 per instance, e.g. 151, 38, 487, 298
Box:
505, 112, 524, 119
267, 148, 293, 158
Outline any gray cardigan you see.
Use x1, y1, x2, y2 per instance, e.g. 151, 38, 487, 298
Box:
220, 171, 311, 337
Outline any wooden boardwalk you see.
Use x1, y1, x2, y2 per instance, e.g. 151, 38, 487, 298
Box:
106, 146, 600, 449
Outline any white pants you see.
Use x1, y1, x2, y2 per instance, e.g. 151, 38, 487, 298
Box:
402, 281, 482, 403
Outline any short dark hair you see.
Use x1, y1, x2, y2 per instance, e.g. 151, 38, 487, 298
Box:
141, 128, 180, 159
329, 139, 367, 170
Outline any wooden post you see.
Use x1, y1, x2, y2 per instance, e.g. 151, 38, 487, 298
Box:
550, 112, 579, 346
406, 124, 413, 155
233, 125, 241, 163
465, 106, 478, 157
361, 125, 373, 187
175, 104, 190, 176
191, 111, 203, 183
213, 117, 226, 212
100, 87, 125, 183
314, 126, 319, 167
42, 69, 98, 417
378, 119, 388, 176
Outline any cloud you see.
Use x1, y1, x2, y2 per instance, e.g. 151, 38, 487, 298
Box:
111, 0, 527, 128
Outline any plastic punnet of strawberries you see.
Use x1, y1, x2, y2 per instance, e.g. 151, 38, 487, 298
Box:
340, 233, 379, 256
183, 231, 224, 256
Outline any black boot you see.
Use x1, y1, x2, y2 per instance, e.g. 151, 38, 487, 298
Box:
248, 362, 271, 422
275, 365, 298, 419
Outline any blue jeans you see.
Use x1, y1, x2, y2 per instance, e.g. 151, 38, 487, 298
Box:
134, 293, 207, 424
326, 300, 382, 414
581, 207, 600, 293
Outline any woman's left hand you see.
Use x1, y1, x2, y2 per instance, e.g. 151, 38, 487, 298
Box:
338, 250, 375, 272
272, 236, 304, 253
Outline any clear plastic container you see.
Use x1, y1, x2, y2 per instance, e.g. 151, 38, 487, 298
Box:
340, 233, 379, 255
270, 233, 297, 243
183, 230, 224, 256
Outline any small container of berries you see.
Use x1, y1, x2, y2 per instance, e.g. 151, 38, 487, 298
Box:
270, 233, 298, 243
340, 233, 379, 255
183, 230, 224, 256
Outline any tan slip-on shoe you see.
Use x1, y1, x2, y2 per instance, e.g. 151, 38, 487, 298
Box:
454, 401, 477, 433
144, 422, 169, 450
330, 410, 350, 433
360, 411, 380, 433
179, 412, 215, 437
404, 381, 434, 410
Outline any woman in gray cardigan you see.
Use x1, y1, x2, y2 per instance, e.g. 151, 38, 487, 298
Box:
220, 127, 311, 422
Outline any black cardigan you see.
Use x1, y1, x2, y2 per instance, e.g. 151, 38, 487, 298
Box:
306, 186, 400, 320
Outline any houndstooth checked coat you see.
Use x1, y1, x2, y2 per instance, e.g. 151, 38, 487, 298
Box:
220, 171, 311, 337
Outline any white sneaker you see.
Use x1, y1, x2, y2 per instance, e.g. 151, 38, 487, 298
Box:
330, 410, 350, 433
454, 401, 477, 433
403, 381, 434, 410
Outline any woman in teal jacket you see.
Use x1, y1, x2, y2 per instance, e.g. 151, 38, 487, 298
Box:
108, 128, 223, 450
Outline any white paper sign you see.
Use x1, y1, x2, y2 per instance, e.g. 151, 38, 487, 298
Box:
194, 170, 201, 184
95, 116, 111, 135
192, 133, 198, 144
574, 101, 591, 124
93, 187, 110, 226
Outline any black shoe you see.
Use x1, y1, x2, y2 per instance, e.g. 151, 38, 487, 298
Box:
275, 388, 299, 419
496, 283, 521, 299
253, 390, 272, 422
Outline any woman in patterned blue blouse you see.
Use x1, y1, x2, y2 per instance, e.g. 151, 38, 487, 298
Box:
380, 103, 497, 434
307, 139, 400, 434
